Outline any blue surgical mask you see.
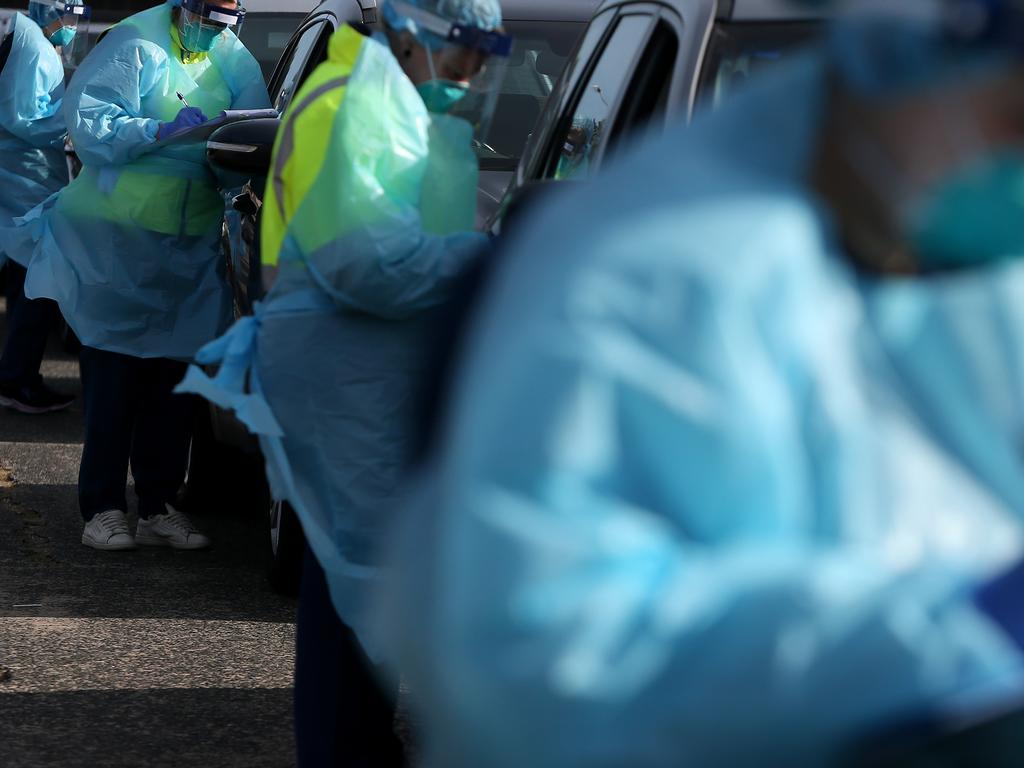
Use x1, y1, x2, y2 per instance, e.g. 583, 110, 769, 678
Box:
909, 152, 1024, 269
191, 25, 222, 52
417, 79, 469, 114
49, 26, 76, 47
178, 17, 222, 53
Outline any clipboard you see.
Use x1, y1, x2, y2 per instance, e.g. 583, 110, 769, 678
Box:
156, 108, 280, 146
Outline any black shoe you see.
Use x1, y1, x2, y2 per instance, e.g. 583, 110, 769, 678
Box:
0, 381, 74, 414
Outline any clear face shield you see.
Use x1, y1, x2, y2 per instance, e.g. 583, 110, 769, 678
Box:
178, 0, 245, 54
29, 0, 91, 68
390, 0, 512, 148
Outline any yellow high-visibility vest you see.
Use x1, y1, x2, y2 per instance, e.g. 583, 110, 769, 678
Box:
261, 25, 365, 267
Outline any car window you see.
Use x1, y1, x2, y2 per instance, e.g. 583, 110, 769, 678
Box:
238, 12, 307, 84
549, 13, 655, 181
697, 22, 819, 108
271, 17, 332, 113
515, 9, 615, 184
461, 19, 587, 171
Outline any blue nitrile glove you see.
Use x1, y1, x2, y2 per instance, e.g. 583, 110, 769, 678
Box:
976, 558, 1024, 649
156, 106, 208, 141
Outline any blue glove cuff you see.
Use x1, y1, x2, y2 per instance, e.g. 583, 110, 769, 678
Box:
976, 558, 1024, 650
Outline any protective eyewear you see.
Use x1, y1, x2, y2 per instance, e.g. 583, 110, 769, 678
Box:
33, 0, 91, 28
55, 0, 89, 21
390, 0, 511, 57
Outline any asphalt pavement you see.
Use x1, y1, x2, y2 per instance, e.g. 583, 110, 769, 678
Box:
0, 294, 300, 768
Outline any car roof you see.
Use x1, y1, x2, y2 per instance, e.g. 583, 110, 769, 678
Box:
501, 0, 604, 23
243, 0, 320, 13
587, 0, 826, 24
283, 0, 598, 23
717, 0, 830, 21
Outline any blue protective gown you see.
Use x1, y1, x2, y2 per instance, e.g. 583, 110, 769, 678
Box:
0, 12, 67, 267
381, 50, 1024, 768
21, 3, 269, 359
177, 32, 487, 659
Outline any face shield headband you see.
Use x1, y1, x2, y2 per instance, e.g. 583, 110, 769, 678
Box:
29, 0, 90, 35
388, 0, 511, 57
179, 0, 245, 53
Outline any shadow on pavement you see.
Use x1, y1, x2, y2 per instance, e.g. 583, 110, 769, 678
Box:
1, 258, 297, 768
1, 482, 295, 624
0, 687, 295, 768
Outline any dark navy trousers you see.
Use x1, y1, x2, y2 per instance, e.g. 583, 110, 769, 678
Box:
0, 261, 59, 389
294, 546, 406, 768
78, 346, 192, 522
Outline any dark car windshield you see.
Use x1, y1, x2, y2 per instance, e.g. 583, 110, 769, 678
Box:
466, 19, 587, 171
697, 21, 819, 108
239, 12, 308, 83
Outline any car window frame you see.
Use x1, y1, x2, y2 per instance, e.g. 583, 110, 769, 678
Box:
670, 0, 718, 120
514, 7, 618, 187
298, 16, 340, 84
538, 6, 661, 180
268, 12, 337, 113
602, 10, 686, 156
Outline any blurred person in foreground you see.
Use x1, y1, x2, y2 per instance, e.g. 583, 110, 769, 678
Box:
382, 0, 1024, 765
177, 0, 511, 762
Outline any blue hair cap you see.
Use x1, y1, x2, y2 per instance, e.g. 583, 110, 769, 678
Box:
28, 0, 60, 28
823, 0, 1024, 95
382, 0, 502, 50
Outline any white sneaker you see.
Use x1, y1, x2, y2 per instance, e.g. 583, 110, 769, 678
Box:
135, 504, 210, 550
82, 510, 137, 551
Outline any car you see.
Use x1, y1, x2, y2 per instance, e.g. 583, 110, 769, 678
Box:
494, 0, 827, 229
188, 0, 598, 594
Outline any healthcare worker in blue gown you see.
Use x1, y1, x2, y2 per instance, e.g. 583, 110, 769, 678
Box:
0, 0, 85, 414
177, 0, 510, 761
381, 1, 1024, 766
22, 0, 269, 551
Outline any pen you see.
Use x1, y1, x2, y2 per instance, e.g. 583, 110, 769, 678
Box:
176, 91, 190, 108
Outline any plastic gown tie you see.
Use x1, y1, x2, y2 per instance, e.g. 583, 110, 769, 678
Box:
176, 307, 283, 438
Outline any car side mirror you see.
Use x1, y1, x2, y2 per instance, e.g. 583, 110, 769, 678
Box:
206, 117, 280, 178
